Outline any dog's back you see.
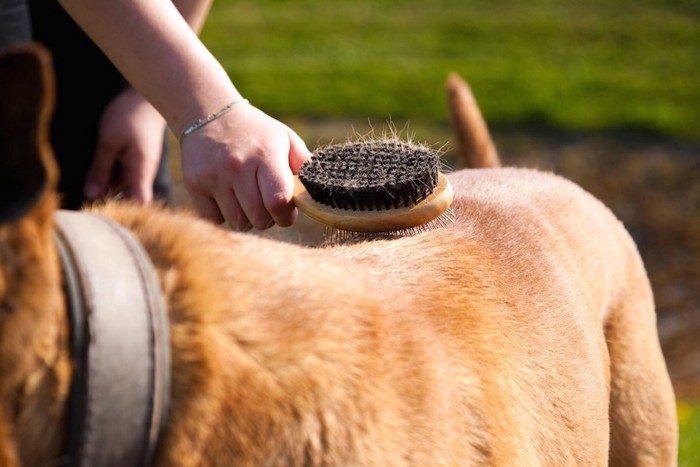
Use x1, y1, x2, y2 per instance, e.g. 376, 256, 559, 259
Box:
87, 165, 676, 466
0, 44, 677, 466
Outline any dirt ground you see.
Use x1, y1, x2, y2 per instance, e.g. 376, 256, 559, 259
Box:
167, 121, 700, 401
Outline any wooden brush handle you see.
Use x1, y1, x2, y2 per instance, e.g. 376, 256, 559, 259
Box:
293, 173, 454, 233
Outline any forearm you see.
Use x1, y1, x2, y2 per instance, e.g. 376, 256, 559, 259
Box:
173, 0, 213, 34
57, 0, 238, 135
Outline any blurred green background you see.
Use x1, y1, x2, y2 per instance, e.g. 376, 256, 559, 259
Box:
201, 0, 699, 141
197, 1, 700, 463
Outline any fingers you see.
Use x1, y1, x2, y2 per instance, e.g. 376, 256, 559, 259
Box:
214, 158, 290, 230
192, 187, 256, 231
85, 140, 118, 200
87, 143, 155, 204
189, 191, 224, 225
288, 129, 312, 173
181, 108, 312, 231
88, 88, 162, 204
221, 181, 259, 231
122, 167, 154, 204
247, 129, 311, 228
257, 162, 295, 228
204, 172, 296, 231
121, 146, 155, 204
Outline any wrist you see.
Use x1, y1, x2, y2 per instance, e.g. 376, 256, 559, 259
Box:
177, 97, 250, 144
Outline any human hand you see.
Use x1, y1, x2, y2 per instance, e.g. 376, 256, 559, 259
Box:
84, 87, 167, 203
180, 103, 312, 231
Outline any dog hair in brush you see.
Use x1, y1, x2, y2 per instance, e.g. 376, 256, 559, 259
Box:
293, 138, 454, 242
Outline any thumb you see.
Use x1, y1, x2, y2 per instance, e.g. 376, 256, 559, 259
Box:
288, 129, 312, 174
84, 142, 118, 199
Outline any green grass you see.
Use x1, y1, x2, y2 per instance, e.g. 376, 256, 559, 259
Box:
200, 0, 699, 140
679, 401, 700, 467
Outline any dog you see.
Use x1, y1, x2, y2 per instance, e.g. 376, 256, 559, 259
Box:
0, 43, 677, 466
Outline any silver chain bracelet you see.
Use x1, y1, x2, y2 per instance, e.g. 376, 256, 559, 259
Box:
178, 97, 249, 144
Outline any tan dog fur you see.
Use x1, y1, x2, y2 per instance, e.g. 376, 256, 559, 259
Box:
0, 43, 677, 466
447, 73, 501, 170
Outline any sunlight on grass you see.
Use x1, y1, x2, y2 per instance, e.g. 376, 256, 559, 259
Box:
200, 0, 699, 140
678, 401, 700, 467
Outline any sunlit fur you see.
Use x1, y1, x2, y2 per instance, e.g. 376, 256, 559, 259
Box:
0, 44, 677, 466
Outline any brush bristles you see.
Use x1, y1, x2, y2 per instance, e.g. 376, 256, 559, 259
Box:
293, 136, 456, 239
322, 207, 456, 245
298, 140, 441, 212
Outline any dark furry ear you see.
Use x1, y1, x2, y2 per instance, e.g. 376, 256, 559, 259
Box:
0, 42, 58, 223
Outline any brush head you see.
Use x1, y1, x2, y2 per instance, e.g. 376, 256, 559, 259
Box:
294, 139, 454, 234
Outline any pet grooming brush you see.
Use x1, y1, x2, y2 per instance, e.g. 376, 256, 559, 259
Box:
293, 138, 454, 241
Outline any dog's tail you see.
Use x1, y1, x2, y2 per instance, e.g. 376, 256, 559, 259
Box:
446, 73, 501, 169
